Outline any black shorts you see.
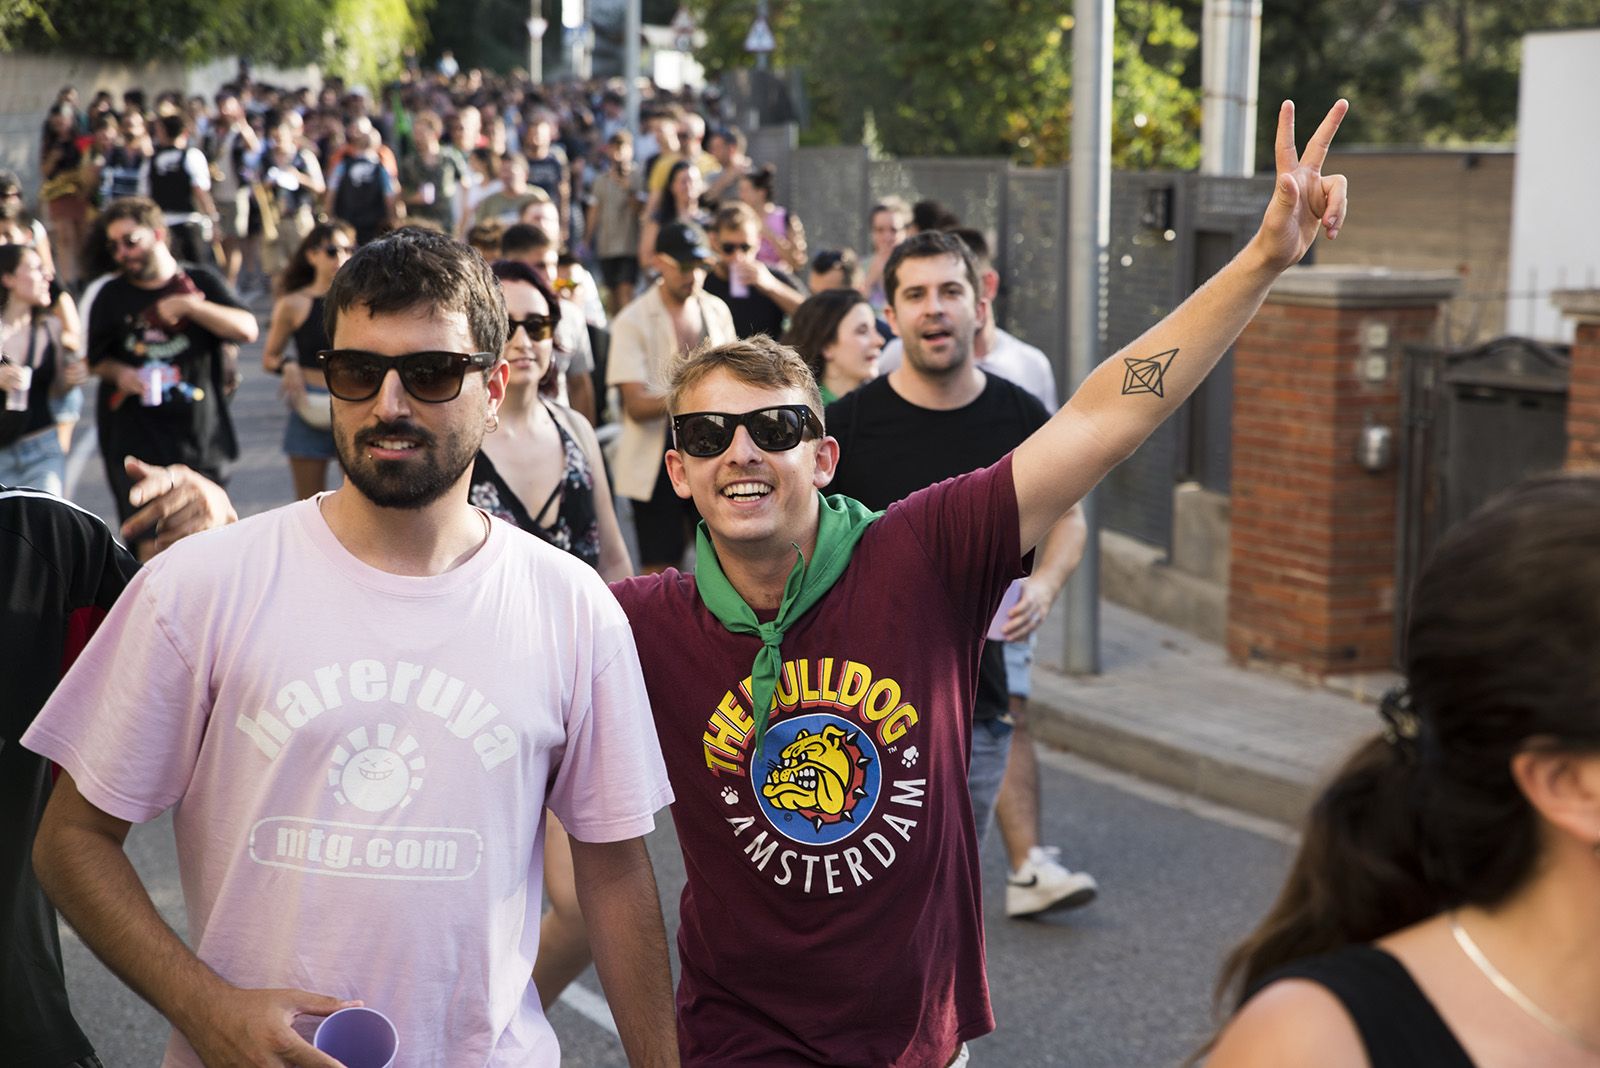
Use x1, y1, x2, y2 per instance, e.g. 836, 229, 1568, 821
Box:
599, 256, 639, 289
631, 458, 698, 568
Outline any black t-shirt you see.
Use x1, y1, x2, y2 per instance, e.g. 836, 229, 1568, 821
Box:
703, 267, 798, 341
826, 371, 1049, 720
88, 265, 243, 478
0, 488, 139, 1064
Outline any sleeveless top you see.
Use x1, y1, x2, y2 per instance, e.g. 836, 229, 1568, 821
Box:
1254, 946, 1476, 1067
468, 402, 601, 569
0, 320, 59, 447
292, 296, 329, 370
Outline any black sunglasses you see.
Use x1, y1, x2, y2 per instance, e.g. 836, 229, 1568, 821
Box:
720, 241, 753, 254
318, 349, 496, 403
507, 314, 555, 341
107, 231, 148, 251
324, 242, 353, 257
672, 405, 823, 458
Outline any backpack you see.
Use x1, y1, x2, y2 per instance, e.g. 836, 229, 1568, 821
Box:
332, 158, 387, 229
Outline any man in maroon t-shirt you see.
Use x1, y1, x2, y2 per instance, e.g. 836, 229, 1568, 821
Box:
611, 99, 1350, 1066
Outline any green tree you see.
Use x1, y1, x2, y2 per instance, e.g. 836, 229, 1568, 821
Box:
688, 0, 1201, 169
15, 0, 429, 86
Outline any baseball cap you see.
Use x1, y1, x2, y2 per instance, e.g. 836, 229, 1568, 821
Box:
655, 221, 714, 266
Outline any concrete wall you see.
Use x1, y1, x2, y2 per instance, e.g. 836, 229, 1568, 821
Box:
1312, 147, 1516, 347
1508, 29, 1600, 344
1, 52, 319, 207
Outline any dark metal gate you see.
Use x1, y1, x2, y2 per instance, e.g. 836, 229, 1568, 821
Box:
1396, 336, 1571, 655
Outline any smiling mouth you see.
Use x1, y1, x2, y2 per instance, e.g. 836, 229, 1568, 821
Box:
721, 481, 772, 502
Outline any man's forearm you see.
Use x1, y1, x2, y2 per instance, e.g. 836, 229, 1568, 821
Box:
186, 300, 259, 342
36, 806, 229, 1035
570, 836, 679, 1067
1031, 504, 1087, 594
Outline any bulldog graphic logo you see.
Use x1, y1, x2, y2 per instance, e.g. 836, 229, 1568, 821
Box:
756, 713, 881, 846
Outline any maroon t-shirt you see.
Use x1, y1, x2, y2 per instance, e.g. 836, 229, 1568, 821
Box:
612, 456, 1024, 1067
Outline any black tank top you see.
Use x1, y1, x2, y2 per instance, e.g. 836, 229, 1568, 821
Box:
149, 147, 198, 214
1254, 946, 1476, 1067
293, 296, 329, 369
0, 322, 59, 448
468, 402, 601, 569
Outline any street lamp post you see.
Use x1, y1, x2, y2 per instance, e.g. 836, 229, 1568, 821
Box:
527, 8, 549, 85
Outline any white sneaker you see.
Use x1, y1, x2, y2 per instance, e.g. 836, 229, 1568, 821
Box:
1005, 846, 1098, 918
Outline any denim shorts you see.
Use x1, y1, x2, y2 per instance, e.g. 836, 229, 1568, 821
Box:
0, 428, 65, 496
968, 716, 1015, 847
50, 385, 84, 424
282, 386, 336, 460
1004, 634, 1038, 699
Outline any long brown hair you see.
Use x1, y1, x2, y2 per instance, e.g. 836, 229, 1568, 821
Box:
1207, 473, 1600, 1039
277, 219, 356, 297
782, 288, 869, 386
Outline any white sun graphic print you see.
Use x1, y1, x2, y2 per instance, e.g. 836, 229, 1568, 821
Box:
327, 723, 426, 813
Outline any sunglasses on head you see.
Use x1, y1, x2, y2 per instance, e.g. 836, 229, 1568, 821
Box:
551, 277, 579, 295
318, 349, 496, 403
672, 405, 822, 458
720, 241, 753, 255
507, 314, 555, 341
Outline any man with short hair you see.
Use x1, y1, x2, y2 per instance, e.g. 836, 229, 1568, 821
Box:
87, 197, 255, 560
138, 114, 220, 266
28, 227, 680, 1068
207, 89, 261, 291
702, 124, 748, 204
607, 220, 737, 572
702, 201, 804, 339
521, 109, 570, 243
325, 125, 399, 246
610, 99, 1350, 1064
474, 154, 549, 229
252, 110, 325, 278
829, 229, 1098, 919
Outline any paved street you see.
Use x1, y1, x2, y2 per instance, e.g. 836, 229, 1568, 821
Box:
59, 329, 1295, 1066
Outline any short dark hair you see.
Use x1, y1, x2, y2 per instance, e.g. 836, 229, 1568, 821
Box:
500, 223, 554, 257
158, 113, 188, 142
910, 198, 959, 233
809, 248, 861, 287
99, 196, 165, 233
882, 231, 982, 310
489, 259, 564, 348
947, 227, 991, 269
325, 227, 506, 357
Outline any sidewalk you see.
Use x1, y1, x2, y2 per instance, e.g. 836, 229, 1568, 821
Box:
1027, 600, 1390, 826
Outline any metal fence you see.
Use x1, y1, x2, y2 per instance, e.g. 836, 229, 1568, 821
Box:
749, 126, 1270, 553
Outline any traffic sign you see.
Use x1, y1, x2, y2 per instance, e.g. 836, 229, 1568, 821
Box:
744, 16, 775, 53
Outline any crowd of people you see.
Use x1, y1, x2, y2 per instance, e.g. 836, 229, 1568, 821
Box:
4, 67, 1598, 1068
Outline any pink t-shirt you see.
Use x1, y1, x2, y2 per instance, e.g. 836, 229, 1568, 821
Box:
24, 498, 673, 1067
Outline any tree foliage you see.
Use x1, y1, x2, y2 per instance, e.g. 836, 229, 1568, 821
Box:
12, 0, 430, 87
688, 0, 1202, 168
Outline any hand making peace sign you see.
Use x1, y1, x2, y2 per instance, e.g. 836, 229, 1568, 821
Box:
1254, 99, 1350, 272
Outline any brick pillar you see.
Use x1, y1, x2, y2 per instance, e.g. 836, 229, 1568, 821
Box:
1552, 290, 1600, 469
1227, 267, 1460, 677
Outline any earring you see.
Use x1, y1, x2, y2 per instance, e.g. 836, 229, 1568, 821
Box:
486, 411, 500, 433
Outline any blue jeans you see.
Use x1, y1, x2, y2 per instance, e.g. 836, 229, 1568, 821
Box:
968, 716, 1014, 847
1004, 634, 1038, 699
0, 428, 65, 496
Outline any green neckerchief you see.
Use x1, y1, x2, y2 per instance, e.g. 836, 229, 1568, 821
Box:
819, 382, 839, 406
694, 492, 881, 760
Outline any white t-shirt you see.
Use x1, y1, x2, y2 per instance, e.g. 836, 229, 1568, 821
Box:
879, 327, 1059, 409
24, 498, 672, 1067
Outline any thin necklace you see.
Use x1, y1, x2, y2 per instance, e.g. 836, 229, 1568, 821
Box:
1450, 912, 1600, 1055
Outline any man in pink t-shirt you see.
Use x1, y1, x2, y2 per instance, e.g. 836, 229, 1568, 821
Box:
25, 229, 679, 1068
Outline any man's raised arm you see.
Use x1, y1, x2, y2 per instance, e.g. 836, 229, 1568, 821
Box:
1014, 99, 1349, 553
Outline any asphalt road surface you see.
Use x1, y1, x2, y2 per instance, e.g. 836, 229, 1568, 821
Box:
57, 328, 1294, 1067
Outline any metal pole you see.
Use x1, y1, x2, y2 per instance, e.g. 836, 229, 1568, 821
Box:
1200, 0, 1262, 176
529, 2, 544, 85
624, 0, 642, 133
1065, 0, 1111, 675
756, 0, 770, 72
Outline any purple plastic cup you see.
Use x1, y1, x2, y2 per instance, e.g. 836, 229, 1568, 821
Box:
313, 1007, 398, 1068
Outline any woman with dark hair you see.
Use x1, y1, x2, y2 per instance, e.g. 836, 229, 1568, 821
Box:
260, 219, 355, 499
636, 157, 705, 267
1206, 473, 1600, 1067
783, 288, 883, 404
738, 162, 807, 272
0, 245, 87, 494
472, 258, 633, 1012
38, 104, 92, 289
862, 197, 909, 314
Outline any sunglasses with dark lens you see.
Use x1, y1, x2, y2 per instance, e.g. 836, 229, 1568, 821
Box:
324, 243, 353, 257
107, 231, 148, 252
672, 405, 823, 458
318, 349, 496, 403
720, 242, 753, 254
507, 314, 555, 341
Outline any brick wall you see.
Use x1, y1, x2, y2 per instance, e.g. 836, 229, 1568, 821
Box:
1554, 292, 1600, 467
1228, 269, 1458, 677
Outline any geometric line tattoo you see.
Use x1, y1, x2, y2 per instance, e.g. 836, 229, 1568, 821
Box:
1121, 348, 1179, 398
